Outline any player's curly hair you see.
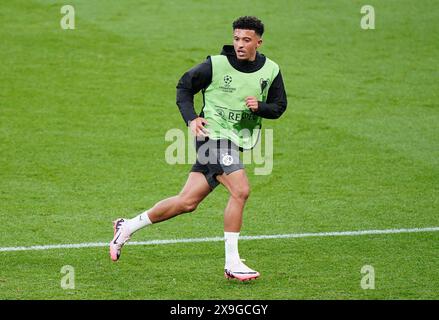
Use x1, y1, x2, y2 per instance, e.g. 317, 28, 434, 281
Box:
232, 16, 264, 37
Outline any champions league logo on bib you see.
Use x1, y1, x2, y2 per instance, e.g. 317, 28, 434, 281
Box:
224, 75, 232, 87
221, 153, 234, 166
220, 75, 236, 93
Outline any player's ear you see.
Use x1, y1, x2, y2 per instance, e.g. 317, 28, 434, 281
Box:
256, 38, 263, 48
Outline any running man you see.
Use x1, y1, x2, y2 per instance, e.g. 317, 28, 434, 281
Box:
110, 16, 287, 281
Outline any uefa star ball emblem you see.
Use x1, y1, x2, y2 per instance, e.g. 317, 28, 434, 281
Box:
221, 153, 233, 166
224, 75, 232, 87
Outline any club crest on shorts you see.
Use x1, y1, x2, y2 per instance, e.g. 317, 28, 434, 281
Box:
221, 153, 233, 166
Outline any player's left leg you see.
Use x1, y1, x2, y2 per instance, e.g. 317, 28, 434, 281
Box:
110, 172, 212, 261
216, 169, 260, 281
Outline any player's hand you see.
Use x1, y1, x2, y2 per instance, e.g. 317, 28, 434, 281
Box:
189, 117, 209, 137
245, 96, 259, 112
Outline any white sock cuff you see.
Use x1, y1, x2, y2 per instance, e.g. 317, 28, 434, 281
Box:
224, 232, 240, 241
140, 210, 152, 225
126, 210, 152, 234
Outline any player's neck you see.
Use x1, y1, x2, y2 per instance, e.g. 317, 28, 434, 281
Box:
237, 52, 257, 63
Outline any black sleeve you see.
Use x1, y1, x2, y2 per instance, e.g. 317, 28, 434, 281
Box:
176, 58, 212, 125
254, 70, 287, 119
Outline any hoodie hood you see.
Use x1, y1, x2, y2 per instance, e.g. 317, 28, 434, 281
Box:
220, 45, 237, 56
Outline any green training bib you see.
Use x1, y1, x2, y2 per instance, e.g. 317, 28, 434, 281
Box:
202, 55, 279, 149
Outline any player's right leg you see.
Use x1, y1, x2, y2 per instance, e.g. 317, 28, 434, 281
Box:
110, 172, 211, 261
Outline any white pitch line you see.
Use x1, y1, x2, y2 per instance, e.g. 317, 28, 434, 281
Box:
1, 226, 438, 253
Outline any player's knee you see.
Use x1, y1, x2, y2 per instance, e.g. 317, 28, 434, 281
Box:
231, 185, 250, 201
185, 203, 198, 213
179, 197, 198, 213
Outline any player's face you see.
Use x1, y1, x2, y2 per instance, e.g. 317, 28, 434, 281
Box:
233, 29, 262, 61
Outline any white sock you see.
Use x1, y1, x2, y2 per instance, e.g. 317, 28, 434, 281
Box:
224, 232, 241, 268
126, 210, 152, 234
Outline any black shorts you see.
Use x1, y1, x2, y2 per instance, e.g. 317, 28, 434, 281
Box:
191, 138, 244, 189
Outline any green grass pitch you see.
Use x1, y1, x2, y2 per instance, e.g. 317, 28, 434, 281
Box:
0, 0, 438, 299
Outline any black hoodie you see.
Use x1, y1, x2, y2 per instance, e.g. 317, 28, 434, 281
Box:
176, 45, 287, 124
